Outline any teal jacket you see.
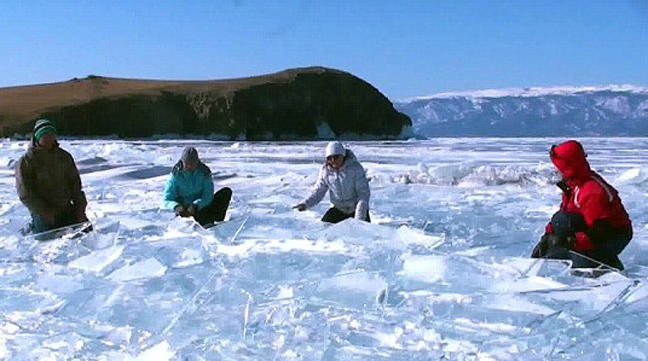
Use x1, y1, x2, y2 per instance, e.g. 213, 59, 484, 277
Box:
162, 162, 214, 210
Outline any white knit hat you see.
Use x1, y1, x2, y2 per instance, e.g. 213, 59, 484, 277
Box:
325, 141, 346, 157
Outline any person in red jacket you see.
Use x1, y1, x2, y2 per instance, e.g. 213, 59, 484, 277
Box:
531, 140, 632, 270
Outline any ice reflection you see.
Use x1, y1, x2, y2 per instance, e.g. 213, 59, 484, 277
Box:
0, 138, 646, 360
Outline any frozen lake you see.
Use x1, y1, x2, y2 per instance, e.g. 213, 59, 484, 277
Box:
0, 138, 647, 360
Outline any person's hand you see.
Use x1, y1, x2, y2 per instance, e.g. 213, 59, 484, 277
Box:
187, 204, 198, 216
547, 234, 570, 249
77, 211, 89, 223
76, 210, 93, 232
292, 203, 307, 212
174, 205, 189, 217
74, 206, 89, 223
565, 236, 576, 249
531, 233, 550, 258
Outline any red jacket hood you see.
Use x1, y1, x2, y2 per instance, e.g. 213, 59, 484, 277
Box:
550, 140, 591, 181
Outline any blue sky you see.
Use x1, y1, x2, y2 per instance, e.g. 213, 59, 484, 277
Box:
0, 0, 646, 99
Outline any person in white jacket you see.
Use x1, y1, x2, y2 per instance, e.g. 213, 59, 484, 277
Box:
293, 141, 371, 223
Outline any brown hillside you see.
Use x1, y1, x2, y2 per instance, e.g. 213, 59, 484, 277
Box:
0, 67, 411, 140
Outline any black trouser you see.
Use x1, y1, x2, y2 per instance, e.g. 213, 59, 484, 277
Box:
193, 187, 232, 226
532, 211, 632, 270
31, 206, 77, 234
541, 246, 626, 270
321, 207, 370, 224
571, 226, 632, 270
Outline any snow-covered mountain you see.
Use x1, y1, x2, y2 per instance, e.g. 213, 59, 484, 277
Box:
394, 85, 648, 137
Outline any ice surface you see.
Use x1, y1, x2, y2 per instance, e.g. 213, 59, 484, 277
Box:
108, 258, 167, 282
0, 138, 647, 360
69, 246, 125, 272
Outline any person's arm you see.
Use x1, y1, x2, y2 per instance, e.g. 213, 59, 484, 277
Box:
301, 168, 329, 209
162, 174, 181, 210
354, 167, 370, 220
542, 181, 572, 239
66, 153, 88, 220
571, 187, 612, 251
193, 173, 214, 210
15, 157, 55, 220
583, 219, 615, 244
571, 221, 613, 252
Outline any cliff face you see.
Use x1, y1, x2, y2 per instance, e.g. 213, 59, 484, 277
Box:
0, 67, 411, 140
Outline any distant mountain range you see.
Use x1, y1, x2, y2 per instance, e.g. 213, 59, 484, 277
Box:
394, 85, 648, 137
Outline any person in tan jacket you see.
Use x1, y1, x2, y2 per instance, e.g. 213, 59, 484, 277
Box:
15, 119, 88, 233
293, 141, 370, 223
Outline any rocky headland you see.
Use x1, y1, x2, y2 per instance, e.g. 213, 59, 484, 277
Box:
0, 67, 411, 140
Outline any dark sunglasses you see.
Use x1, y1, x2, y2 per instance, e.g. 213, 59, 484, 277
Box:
549, 144, 557, 158
326, 154, 344, 161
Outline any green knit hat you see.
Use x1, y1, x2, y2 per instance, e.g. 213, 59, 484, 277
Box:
33, 119, 58, 142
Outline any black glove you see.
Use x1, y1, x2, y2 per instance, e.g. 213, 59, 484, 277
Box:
547, 234, 575, 249
565, 236, 576, 249
187, 204, 198, 216
292, 203, 307, 212
531, 233, 550, 258
174, 205, 188, 217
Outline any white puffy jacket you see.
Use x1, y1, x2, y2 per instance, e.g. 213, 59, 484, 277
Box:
302, 150, 370, 219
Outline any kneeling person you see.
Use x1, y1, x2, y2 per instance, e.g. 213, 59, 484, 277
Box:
162, 147, 232, 226
16, 119, 89, 233
293, 141, 370, 223
532, 140, 632, 271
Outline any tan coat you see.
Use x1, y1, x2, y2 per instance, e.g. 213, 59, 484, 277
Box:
15, 140, 87, 220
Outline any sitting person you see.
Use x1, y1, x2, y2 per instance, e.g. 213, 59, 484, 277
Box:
532, 140, 632, 271
15, 119, 89, 233
293, 141, 370, 223
162, 146, 232, 226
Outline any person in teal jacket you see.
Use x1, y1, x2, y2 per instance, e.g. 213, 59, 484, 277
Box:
162, 147, 232, 226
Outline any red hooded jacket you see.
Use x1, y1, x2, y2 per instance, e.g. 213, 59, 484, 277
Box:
548, 140, 631, 251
